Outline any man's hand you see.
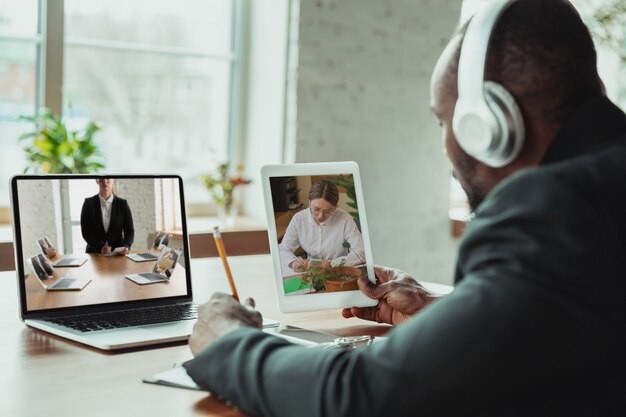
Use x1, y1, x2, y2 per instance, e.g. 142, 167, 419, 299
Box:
189, 293, 263, 356
341, 266, 440, 325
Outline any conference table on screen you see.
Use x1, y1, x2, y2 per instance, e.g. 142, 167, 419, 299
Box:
25, 252, 187, 310
3, 254, 453, 417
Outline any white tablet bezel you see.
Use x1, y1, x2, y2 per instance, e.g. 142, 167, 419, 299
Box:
261, 161, 377, 313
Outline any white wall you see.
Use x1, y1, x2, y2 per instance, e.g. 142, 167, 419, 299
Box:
115, 179, 157, 250
239, 0, 463, 284
293, 0, 462, 284
16, 180, 62, 272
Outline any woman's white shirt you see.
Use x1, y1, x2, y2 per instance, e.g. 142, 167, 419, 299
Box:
279, 207, 365, 274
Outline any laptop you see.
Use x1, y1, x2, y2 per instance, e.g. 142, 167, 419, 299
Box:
125, 231, 171, 262
126, 247, 180, 285
37, 236, 87, 267
28, 253, 92, 291
10, 174, 245, 351
125, 252, 158, 262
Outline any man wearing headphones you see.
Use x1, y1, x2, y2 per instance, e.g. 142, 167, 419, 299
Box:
186, 1, 625, 416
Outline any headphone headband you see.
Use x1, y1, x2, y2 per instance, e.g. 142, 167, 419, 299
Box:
457, 0, 512, 106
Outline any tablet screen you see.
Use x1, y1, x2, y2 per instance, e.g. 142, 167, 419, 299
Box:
270, 174, 370, 296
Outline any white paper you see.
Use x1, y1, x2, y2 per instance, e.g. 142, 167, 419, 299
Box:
143, 365, 202, 391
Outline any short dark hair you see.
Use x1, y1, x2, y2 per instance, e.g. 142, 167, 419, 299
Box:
452, 0, 603, 124
308, 180, 339, 206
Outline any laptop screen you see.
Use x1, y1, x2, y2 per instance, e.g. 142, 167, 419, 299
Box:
11, 175, 192, 315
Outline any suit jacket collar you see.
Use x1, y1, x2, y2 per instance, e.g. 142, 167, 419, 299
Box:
99, 194, 114, 206
541, 95, 626, 165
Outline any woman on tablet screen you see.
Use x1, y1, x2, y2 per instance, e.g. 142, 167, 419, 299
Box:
279, 180, 365, 273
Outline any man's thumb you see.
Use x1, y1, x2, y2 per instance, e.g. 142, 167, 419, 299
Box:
357, 275, 386, 299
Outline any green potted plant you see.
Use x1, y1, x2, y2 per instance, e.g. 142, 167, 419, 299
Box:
323, 264, 361, 292
299, 260, 361, 293
18, 109, 105, 173
329, 175, 359, 222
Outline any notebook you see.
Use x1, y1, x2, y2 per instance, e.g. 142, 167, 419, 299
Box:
10, 174, 277, 351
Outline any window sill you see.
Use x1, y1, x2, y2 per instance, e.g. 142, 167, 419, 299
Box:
0, 207, 11, 226
186, 215, 266, 234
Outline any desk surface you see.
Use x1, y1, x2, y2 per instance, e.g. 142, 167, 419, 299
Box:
2, 254, 442, 417
25, 252, 187, 310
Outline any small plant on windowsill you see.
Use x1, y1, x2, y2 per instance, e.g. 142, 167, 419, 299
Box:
18, 109, 105, 173
199, 162, 251, 225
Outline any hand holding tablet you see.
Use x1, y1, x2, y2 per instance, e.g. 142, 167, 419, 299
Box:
261, 161, 377, 313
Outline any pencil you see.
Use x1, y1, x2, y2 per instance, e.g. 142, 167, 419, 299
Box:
213, 226, 239, 302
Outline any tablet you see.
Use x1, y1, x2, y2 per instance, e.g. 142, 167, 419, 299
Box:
261, 161, 377, 313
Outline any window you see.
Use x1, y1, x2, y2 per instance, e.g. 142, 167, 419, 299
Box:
0, 0, 239, 207
64, 177, 181, 254
0, 0, 41, 205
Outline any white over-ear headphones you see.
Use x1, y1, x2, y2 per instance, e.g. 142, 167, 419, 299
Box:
453, 0, 525, 168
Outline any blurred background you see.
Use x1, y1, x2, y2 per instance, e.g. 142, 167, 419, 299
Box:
1, 0, 624, 284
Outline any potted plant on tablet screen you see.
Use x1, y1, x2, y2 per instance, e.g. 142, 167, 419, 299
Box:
323, 260, 361, 292
329, 175, 359, 222
298, 260, 361, 293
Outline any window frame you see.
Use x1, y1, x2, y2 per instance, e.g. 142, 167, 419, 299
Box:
1, 0, 243, 210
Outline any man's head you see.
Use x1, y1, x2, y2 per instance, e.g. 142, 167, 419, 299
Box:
430, 0, 603, 210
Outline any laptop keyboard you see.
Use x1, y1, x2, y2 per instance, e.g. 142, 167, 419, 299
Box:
55, 258, 76, 266
139, 272, 167, 281
138, 253, 157, 260
48, 304, 198, 332
50, 279, 76, 289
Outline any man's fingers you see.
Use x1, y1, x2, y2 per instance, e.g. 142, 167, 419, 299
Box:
341, 308, 354, 318
244, 297, 256, 309
248, 310, 263, 328
358, 275, 393, 300
374, 265, 394, 284
349, 307, 379, 322
242, 297, 262, 328
357, 275, 377, 298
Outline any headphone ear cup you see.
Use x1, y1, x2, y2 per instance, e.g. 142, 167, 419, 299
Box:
481, 81, 525, 167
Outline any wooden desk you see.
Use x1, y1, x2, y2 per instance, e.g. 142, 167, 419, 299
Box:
0, 255, 405, 417
25, 253, 187, 310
